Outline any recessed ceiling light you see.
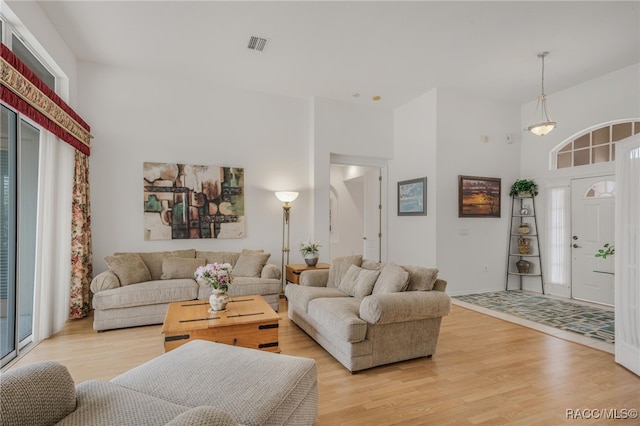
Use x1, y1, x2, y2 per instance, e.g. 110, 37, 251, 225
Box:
372, 96, 381, 101
352, 92, 360, 98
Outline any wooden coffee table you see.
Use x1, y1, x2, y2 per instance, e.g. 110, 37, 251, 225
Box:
161, 295, 280, 353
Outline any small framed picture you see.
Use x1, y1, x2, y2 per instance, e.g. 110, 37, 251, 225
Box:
458, 175, 501, 218
398, 177, 427, 216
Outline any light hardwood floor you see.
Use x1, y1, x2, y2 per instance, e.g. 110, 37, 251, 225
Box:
7, 299, 639, 425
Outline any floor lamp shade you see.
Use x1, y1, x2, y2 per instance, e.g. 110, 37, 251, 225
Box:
275, 191, 299, 206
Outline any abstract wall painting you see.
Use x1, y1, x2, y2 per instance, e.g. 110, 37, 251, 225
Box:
458, 175, 501, 218
143, 162, 245, 240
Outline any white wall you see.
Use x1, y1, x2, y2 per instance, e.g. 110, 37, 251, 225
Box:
521, 63, 640, 182
311, 97, 394, 259
520, 63, 640, 297
6, 1, 77, 105
435, 89, 522, 295
390, 88, 522, 295
390, 89, 438, 266
78, 64, 311, 272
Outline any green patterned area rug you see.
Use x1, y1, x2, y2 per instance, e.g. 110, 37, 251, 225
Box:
454, 291, 615, 344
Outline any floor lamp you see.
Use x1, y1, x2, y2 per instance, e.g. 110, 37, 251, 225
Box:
275, 191, 299, 291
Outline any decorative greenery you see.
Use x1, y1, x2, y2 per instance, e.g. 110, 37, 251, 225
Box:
595, 243, 615, 259
194, 263, 233, 291
299, 241, 321, 257
509, 179, 539, 197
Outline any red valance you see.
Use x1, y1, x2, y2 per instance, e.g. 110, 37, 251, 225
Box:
0, 43, 91, 155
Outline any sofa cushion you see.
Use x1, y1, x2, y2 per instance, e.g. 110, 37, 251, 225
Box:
308, 297, 368, 343
403, 266, 439, 291
58, 380, 191, 426
0, 361, 77, 426
233, 252, 270, 277
105, 254, 152, 286
327, 255, 362, 288
195, 251, 241, 266
166, 406, 239, 426
285, 283, 348, 311
372, 262, 410, 294
338, 265, 380, 300
161, 257, 206, 280
228, 277, 282, 297
112, 340, 318, 426
115, 249, 196, 280
92, 279, 198, 310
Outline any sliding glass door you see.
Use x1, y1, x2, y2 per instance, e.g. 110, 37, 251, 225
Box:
1, 104, 39, 367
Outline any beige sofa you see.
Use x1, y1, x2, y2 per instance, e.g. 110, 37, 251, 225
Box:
91, 249, 282, 331
0, 340, 318, 426
285, 255, 451, 372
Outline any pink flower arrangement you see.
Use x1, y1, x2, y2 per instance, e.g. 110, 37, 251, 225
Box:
194, 263, 233, 291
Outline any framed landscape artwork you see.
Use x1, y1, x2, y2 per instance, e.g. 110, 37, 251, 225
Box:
458, 175, 501, 218
398, 177, 427, 216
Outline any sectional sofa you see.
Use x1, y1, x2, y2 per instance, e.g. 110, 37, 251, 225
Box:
90, 249, 282, 331
0, 340, 318, 425
285, 255, 451, 372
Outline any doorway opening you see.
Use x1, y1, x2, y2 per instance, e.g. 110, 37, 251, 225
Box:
329, 155, 388, 262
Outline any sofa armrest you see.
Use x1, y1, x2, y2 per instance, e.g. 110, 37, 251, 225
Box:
261, 263, 281, 280
299, 269, 329, 287
0, 361, 77, 426
90, 270, 121, 293
359, 291, 451, 325
433, 278, 447, 292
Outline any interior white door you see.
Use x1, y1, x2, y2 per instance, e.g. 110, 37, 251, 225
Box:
571, 176, 615, 305
363, 169, 381, 261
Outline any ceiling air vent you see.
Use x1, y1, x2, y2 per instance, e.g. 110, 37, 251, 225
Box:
247, 35, 269, 52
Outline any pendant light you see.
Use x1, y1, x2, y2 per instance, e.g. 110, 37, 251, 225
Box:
527, 51, 556, 136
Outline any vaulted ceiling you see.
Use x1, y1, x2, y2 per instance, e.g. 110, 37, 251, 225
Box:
38, 1, 640, 108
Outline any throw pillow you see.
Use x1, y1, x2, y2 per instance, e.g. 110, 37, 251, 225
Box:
327, 255, 363, 288
338, 264, 380, 299
105, 254, 152, 286
403, 266, 439, 291
361, 259, 383, 270
233, 252, 271, 277
195, 251, 240, 266
241, 248, 264, 255
161, 257, 206, 280
372, 262, 410, 294
115, 249, 195, 280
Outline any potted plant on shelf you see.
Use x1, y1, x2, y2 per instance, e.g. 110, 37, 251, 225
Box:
299, 241, 321, 267
509, 179, 539, 197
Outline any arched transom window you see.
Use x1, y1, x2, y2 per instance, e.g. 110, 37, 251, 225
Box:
555, 121, 640, 169
585, 180, 616, 198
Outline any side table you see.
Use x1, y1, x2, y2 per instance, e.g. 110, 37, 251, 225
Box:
285, 263, 330, 284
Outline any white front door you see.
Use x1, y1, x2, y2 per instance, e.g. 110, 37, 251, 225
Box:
571, 176, 615, 305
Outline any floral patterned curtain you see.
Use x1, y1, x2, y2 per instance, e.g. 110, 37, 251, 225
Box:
69, 151, 92, 319
2, 43, 93, 322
